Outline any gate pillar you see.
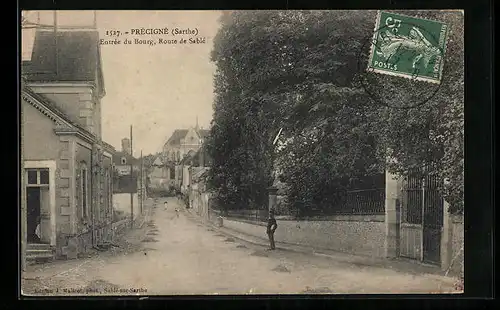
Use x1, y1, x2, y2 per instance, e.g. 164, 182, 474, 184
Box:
440, 200, 453, 271
268, 186, 278, 213
385, 170, 402, 258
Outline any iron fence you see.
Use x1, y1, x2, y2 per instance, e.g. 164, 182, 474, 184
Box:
299, 187, 386, 217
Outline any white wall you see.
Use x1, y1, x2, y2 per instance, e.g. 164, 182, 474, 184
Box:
113, 193, 140, 220
182, 165, 191, 192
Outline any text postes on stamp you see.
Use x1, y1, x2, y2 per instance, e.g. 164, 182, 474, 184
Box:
368, 11, 449, 84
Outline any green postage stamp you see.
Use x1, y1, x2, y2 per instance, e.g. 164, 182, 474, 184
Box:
368, 11, 449, 84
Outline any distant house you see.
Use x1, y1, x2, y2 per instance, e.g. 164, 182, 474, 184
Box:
112, 138, 140, 193
186, 141, 213, 211
161, 122, 209, 190
111, 138, 148, 220
21, 29, 115, 260
148, 156, 171, 191
189, 167, 211, 217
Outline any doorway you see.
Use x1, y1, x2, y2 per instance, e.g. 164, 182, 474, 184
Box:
25, 167, 52, 244
27, 187, 41, 243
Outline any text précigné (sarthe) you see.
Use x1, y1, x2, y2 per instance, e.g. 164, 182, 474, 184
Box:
100, 27, 206, 46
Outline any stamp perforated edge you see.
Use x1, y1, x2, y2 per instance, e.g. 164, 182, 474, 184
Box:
366, 10, 450, 85
366, 10, 382, 76
369, 67, 441, 84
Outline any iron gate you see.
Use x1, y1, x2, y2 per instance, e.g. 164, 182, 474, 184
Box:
400, 168, 424, 260
422, 173, 444, 264
400, 167, 444, 266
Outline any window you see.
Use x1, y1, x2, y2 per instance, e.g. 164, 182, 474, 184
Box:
121, 157, 127, 165
27, 170, 37, 184
26, 169, 50, 186
80, 163, 89, 219
108, 169, 113, 216
104, 168, 111, 218
40, 170, 49, 184
25, 166, 52, 243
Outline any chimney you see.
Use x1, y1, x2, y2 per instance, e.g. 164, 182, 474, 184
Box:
121, 138, 131, 155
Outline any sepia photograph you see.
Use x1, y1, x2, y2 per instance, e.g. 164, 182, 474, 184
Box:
20, 10, 464, 296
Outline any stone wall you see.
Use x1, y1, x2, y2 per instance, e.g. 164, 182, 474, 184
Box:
222, 215, 386, 257
55, 136, 73, 258
61, 142, 114, 259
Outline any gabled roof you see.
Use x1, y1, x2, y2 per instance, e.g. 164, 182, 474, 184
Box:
152, 157, 163, 166
192, 167, 210, 181
22, 85, 95, 138
22, 85, 116, 154
197, 129, 210, 139
113, 151, 139, 166
166, 129, 189, 145
22, 30, 105, 97
164, 127, 210, 146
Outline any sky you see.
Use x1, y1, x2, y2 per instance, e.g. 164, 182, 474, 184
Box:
22, 10, 222, 157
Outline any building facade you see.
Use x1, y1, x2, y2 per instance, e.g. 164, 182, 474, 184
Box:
160, 124, 209, 191
21, 30, 115, 260
112, 138, 147, 220
147, 156, 175, 193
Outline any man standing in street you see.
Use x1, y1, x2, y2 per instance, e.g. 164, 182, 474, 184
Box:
266, 209, 278, 250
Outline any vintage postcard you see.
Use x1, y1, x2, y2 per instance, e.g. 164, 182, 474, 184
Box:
20, 10, 464, 296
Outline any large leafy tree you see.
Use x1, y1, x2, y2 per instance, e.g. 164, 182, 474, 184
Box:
208, 10, 464, 215
208, 11, 384, 214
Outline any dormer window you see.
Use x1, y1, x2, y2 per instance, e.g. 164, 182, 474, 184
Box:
121, 157, 127, 165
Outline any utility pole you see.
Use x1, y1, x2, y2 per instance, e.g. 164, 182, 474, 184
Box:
130, 125, 134, 228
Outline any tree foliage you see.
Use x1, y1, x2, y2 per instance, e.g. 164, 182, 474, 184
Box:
207, 10, 464, 215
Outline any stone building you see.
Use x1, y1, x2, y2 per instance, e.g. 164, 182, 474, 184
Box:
161, 121, 209, 190
148, 156, 171, 192
21, 29, 115, 260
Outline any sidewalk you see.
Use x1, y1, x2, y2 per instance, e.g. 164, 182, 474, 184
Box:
135, 198, 155, 228
184, 208, 457, 280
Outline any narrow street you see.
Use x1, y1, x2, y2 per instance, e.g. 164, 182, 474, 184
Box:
22, 198, 457, 295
